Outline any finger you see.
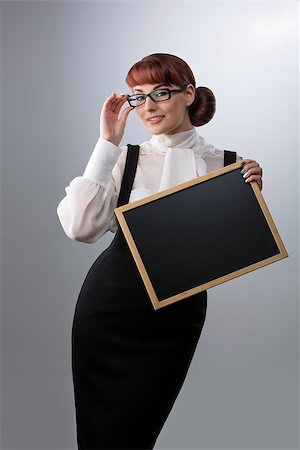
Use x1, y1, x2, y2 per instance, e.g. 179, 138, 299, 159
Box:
110, 94, 129, 113
242, 158, 255, 163
244, 173, 262, 182
243, 163, 261, 173
103, 93, 124, 110
242, 166, 262, 175
241, 159, 259, 166
241, 162, 261, 175
110, 93, 127, 103
119, 105, 134, 123
242, 158, 260, 164
242, 167, 262, 180
244, 174, 263, 190
102, 94, 118, 113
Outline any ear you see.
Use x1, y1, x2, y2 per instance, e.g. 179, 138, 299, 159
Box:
185, 84, 196, 107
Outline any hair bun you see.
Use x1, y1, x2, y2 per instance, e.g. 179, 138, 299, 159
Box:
189, 86, 216, 127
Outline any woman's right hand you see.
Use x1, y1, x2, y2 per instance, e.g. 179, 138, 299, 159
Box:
99, 93, 134, 146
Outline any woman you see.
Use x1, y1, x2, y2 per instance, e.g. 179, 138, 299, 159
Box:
57, 53, 262, 449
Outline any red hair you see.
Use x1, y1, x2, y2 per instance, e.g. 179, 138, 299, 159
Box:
126, 53, 195, 88
125, 53, 216, 126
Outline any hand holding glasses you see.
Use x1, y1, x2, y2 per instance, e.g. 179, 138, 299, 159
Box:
100, 93, 134, 146
100, 84, 188, 146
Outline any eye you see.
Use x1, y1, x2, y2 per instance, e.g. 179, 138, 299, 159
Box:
153, 89, 169, 98
135, 95, 145, 101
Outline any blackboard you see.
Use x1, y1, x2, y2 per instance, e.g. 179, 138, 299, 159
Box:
115, 161, 288, 310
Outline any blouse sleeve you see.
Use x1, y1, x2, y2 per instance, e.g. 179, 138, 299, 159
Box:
57, 137, 127, 243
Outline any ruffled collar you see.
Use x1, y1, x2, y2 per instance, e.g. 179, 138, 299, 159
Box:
148, 126, 213, 159
137, 127, 210, 191
150, 127, 197, 149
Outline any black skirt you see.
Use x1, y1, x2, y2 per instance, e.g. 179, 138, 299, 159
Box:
71, 145, 207, 449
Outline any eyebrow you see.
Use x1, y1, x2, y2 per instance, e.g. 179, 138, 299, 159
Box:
133, 83, 171, 93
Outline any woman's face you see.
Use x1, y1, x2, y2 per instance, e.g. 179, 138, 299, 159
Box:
131, 83, 195, 135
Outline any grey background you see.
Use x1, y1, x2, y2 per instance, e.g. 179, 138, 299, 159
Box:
0, 1, 299, 449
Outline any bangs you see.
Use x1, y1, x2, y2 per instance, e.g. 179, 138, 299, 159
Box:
126, 54, 194, 89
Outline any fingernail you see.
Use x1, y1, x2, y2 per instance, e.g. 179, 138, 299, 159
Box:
241, 168, 245, 174
243, 172, 248, 179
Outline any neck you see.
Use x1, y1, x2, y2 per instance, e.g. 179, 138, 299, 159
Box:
162, 114, 193, 136
163, 126, 193, 136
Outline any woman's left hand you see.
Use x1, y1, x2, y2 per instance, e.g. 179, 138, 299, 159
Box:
241, 159, 263, 191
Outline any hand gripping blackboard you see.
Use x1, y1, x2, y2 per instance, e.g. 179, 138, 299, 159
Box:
115, 161, 288, 310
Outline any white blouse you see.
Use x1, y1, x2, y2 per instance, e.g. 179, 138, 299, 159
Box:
57, 127, 240, 243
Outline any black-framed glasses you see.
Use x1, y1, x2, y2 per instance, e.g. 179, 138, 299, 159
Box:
127, 84, 188, 108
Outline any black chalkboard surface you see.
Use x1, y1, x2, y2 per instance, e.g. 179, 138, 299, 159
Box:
115, 161, 288, 310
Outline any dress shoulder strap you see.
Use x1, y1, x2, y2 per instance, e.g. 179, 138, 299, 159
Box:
117, 144, 140, 207
117, 146, 236, 207
224, 150, 237, 166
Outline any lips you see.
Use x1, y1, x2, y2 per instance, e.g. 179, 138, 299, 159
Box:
147, 115, 165, 123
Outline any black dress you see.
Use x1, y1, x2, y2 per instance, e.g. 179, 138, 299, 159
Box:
71, 144, 217, 449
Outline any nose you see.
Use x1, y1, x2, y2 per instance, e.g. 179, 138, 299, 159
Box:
144, 95, 157, 111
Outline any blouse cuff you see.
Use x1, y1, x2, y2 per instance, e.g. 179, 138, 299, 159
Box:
83, 137, 123, 188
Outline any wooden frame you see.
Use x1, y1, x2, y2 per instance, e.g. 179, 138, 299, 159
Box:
115, 161, 288, 310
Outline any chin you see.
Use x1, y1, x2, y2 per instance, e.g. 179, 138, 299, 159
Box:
145, 123, 171, 135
